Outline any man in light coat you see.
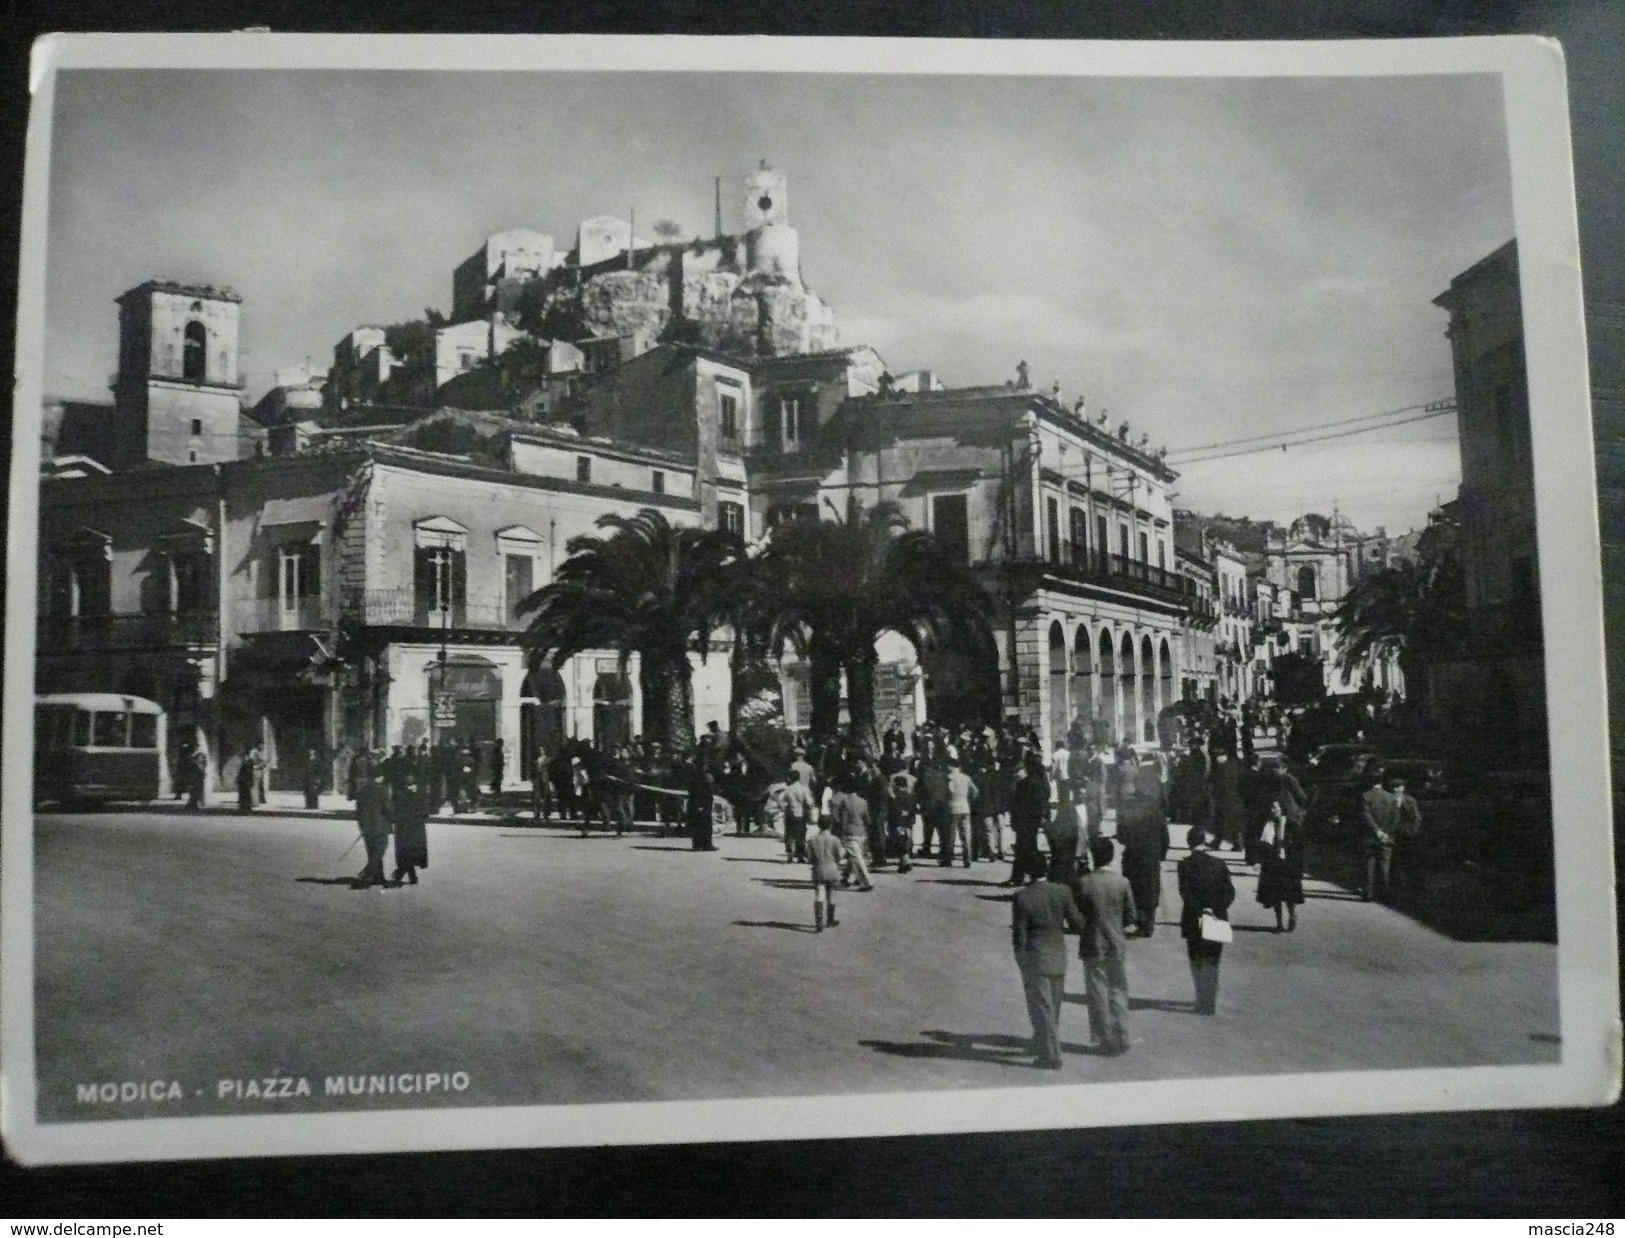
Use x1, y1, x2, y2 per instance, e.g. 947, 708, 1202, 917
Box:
1072, 836, 1138, 1053
1011, 860, 1089, 1069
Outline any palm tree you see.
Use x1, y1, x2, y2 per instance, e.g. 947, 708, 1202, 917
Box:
516, 509, 735, 747
1332, 544, 1466, 692
755, 502, 995, 747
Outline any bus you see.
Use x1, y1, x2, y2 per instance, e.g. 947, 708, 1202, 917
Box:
34, 693, 168, 806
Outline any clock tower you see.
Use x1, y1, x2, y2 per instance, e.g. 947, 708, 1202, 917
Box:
113, 280, 243, 467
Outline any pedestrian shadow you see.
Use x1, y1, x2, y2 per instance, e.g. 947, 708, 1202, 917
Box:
861, 1029, 1066, 1067
732, 918, 819, 933
1128, 996, 1198, 1013
295, 876, 397, 890
725, 856, 791, 865
918, 877, 1005, 887
1231, 923, 1279, 933
1306, 889, 1363, 901
974, 893, 1017, 903
629, 845, 693, 852
752, 877, 815, 890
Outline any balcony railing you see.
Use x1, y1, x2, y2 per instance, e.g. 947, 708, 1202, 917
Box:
38, 609, 219, 653
344, 588, 526, 633
1035, 541, 1189, 600
235, 596, 328, 634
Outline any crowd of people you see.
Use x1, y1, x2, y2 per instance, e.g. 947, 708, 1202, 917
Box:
311, 693, 1418, 1069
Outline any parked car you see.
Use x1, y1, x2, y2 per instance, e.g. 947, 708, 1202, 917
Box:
1304, 753, 1448, 844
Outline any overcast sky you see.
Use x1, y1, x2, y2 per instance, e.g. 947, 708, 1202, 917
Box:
42, 68, 1514, 532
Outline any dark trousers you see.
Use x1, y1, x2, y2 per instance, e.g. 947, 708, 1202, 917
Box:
784, 812, 809, 861
1186, 940, 1223, 1014
237, 781, 254, 812
304, 786, 320, 809
1008, 827, 1044, 885
920, 803, 948, 857
358, 831, 389, 884
1363, 843, 1393, 901
690, 813, 714, 850
1018, 960, 1065, 1065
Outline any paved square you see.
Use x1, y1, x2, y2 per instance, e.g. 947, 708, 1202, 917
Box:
33, 810, 1559, 1122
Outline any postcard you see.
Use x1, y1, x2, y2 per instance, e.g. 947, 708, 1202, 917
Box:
3, 32, 1614, 1166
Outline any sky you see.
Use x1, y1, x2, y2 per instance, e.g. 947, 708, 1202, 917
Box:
41, 68, 1515, 533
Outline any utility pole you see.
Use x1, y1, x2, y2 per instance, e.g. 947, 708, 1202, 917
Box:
714, 177, 723, 239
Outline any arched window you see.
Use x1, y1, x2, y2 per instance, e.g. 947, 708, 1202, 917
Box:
1297, 565, 1317, 600
182, 320, 207, 381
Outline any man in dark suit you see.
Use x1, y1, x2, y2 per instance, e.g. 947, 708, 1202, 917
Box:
1073, 836, 1138, 1054
1011, 860, 1089, 1069
1177, 827, 1235, 1016
1359, 772, 1398, 902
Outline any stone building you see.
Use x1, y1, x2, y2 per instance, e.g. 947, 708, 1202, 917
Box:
747, 377, 1190, 749
1430, 239, 1545, 755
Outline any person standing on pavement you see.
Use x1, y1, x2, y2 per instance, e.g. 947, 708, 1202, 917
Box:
944, 758, 979, 869
531, 742, 554, 823
1389, 776, 1423, 900
1117, 757, 1169, 937
1073, 836, 1137, 1054
685, 757, 717, 852
186, 743, 208, 810
829, 775, 876, 891
490, 737, 505, 797
391, 773, 429, 886
1177, 828, 1235, 1015
353, 759, 391, 888
1011, 860, 1089, 1070
780, 766, 817, 863
917, 753, 950, 864
806, 815, 846, 931
1255, 798, 1305, 931
887, 771, 916, 874
302, 745, 325, 811
236, 748, 260, 813
1359, 771, 1399, 902
1003, 748, 1051, 887
1210, 749, 1245, 853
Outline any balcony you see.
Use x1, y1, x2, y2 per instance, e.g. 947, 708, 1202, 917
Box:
344, 588, 526, 634
1013, 541, 1191, 608
235, 596, 328, 633
38, 609, 219, 653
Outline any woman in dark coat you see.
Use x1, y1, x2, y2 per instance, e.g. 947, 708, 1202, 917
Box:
1116, 759, 1170, 936
1255, 799, 1305, 931
686, 759, 717, 851
1002, 751, 1051, 887
1209, 750, 1245, 852
391, 774, 430, 885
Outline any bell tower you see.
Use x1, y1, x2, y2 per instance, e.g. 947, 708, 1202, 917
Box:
742, 161, 789, 231
113, 280, 243, 467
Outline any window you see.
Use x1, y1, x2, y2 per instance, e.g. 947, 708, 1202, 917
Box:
1096, 514, 1108, 556
1046, 498, 1061, 563
182, 320, 207, 381
190, 418, 203, 436
1296, 565, 1317, 600
414, 545, 466, 625
781, 397, 803, 450
576, 456, 592, 483
651, 470, 665, 494
129, 713, 158, 750
1070, 507, 1089, 559
717, 500, 745, 536
505, 553, 535, 616
932, 494, 971, 564
767, 502, 819, 528
188, 450, 197, 463
1118, 524, 1130, 558
1157, 539, 1167, 570
719, 392, 739, 442
91, 711, 129, 748
1138, 531, 1149, 563
460, 351, 477, 371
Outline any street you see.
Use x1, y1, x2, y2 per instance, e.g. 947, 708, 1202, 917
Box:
31, 807, 1559, 1122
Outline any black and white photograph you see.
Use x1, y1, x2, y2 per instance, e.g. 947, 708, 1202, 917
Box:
1, 33, 1613, 1167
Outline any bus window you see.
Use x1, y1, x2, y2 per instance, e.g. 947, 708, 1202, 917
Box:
91, 711, 129, 749
72, 710, 93, 747
129, 713, 158, 750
